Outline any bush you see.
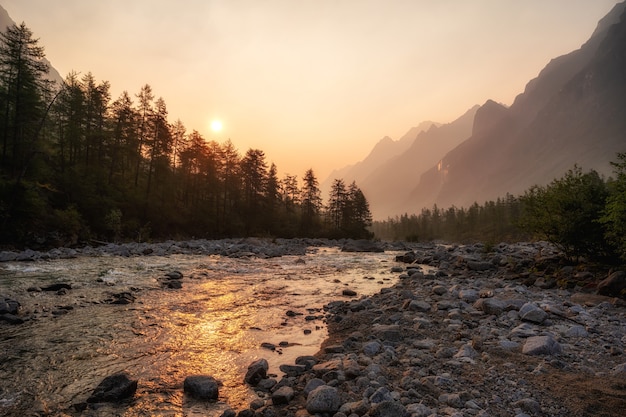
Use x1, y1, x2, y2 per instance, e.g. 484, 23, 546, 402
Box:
519, 166, 616, 262
600, 153, 626, 261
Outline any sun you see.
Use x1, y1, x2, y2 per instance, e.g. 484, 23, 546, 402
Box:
210, 119, 223, 132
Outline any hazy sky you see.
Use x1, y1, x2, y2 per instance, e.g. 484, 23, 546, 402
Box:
1, 0, 620, 179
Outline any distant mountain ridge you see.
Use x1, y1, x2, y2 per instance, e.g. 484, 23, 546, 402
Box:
324, 1, 626, 220
401, 1, 626, 213
0, 4, 63, 84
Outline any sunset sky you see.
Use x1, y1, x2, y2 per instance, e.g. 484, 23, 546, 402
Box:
1, 0, 620, 180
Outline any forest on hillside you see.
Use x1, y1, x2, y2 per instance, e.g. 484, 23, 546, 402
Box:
0, 23, 373, 248
373, 161, 626, 264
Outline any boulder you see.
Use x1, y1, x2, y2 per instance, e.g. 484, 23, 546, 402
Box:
271, 386, 295, 405
244, 358, 268, 386
519, 302, 548, 324
306, 385, 341, 414
522, 335, 562, 356
597, 271, 626, 298
473, 298, 507, 315
87, 372, 138, 403
184, 375, 219, 400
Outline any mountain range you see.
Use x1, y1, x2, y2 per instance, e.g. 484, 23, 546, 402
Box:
324, 1, 626, 220
0, 5, 63, 84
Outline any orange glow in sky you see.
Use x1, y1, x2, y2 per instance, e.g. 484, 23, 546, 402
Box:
1, 0, 620, 179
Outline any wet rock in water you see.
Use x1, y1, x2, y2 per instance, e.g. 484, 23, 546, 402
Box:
160, 271, 183, 289
306, 385, 341, 414
183, 375, 219, 400
597, 271, 626, 298
109, 292, 136, 304
279, 364, 307, 377
87, 372, 138, 403
261, 342, 276, 351
522, 335, 562, 356
41, 283, 72, 292
244, 358, 268, 385
341, 239, 384, 253
165, 270, 183, 280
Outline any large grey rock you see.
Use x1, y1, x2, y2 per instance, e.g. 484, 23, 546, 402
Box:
522, 335, 562, 356
519, 303, 548, 324
306, 385, 341, 414
184, 375, 219, 400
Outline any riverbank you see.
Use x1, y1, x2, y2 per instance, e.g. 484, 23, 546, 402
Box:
2, 240, 626, 416
227, 241, 626, 417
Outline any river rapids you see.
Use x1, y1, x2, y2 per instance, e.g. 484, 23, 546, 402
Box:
0, 246, 399, 416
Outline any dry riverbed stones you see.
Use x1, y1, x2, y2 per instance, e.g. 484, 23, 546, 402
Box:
222, 241, 626, 416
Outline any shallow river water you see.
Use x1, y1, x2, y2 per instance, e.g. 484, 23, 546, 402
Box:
0, 247, 399, 416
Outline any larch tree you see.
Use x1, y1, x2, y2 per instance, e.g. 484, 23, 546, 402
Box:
0, 22, 51, 178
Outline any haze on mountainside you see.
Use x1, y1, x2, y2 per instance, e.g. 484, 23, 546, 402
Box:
331, 1, 626, 220
0, 0, 620, 183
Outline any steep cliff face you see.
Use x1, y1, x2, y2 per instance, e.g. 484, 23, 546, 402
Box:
359, 106, 477, 218
399, 2, 626, 214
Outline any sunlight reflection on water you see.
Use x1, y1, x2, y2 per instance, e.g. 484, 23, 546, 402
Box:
0, 247, 401, 416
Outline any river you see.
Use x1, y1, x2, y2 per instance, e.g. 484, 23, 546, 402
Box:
0, 246, 400, 416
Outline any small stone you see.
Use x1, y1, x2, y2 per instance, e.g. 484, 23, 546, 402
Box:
406, 300, 431, 312
363, 340, 382, 356
342, 289, 357, 297
369, 400, 408, 417
512, 398, 542, 415
612, 363, 626, 375
458, 289, 479, 303
565, 325, 589, 338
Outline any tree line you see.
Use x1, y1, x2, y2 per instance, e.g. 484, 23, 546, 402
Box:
0, 23, 372, 248
372, 156, 626, 264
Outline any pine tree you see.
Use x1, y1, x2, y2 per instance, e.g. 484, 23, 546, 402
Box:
0, 22, 51, 178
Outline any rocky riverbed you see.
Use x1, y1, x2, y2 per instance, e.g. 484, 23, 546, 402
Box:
220, 241, 626, 417
2, 239, 626, 416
